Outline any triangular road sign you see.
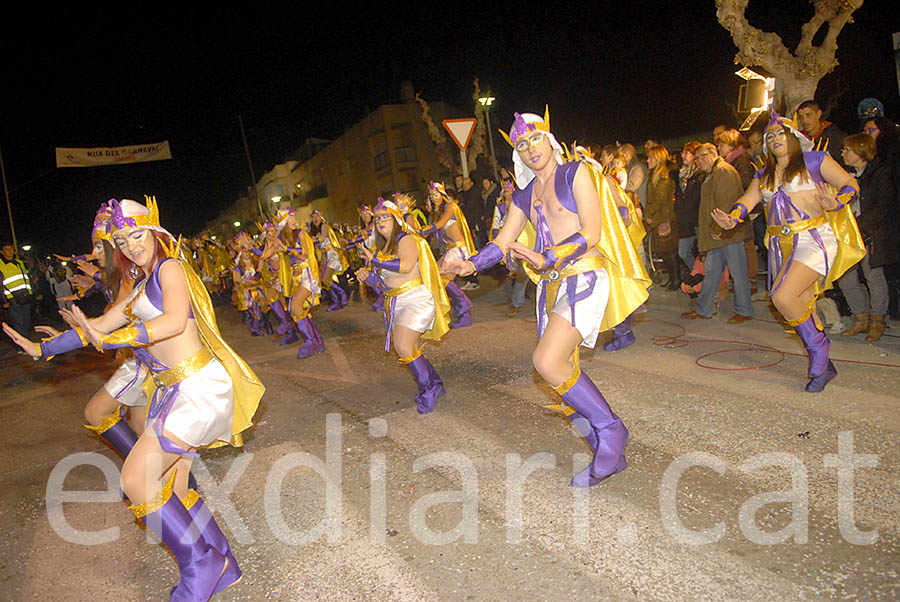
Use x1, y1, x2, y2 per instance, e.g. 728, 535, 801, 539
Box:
442, 118, 477, 150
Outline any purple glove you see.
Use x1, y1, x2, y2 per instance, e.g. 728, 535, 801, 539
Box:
541, 230, 589, 271
468, 242, 504, 273
38, 327, 88, 359
370, 256, 402, 273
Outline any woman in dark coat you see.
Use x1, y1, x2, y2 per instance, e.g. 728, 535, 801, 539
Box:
673, 141, 704, 285
837, 133, 897, 341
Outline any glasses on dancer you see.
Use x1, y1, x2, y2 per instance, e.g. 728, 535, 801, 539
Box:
764, 129, 787, 144
374, 214, 394, 222
514, 132, 547, 152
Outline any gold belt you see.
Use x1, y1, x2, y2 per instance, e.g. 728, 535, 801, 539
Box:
151, 347, 214, 388
384, 278, 424, 299
540, 256, 605, 282
445, 241, 466, 250
767, 215, 826, 238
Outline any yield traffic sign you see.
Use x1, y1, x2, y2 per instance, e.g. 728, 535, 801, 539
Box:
442, 118, 477, 150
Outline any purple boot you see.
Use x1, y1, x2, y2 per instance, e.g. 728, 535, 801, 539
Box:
554, 368, 628, 487
271, 301, 293, 335
330, 282, 350, 311
280, 320, 299, 345
401, 352, 446, 414
603, 313, 636, 352
85, 413, 138, 459
249, 317, 264, 337
295, 316, 325, 358
184, 490, 241, 594
794, 315, 837, 393
372, 291, 385, 313
445, 281, 473, 328
262, 312, 274, 335
129, 475, 227, 602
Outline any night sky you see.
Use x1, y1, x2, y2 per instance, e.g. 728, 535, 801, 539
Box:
3, 3, 898, 254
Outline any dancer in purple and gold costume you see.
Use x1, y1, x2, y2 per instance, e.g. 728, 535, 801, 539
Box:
309, 210, 351, 312
270, 207, 326, 358
712, 111, 864, 392
8, 197, 264, 600
443, 108, 650, 487
357, 198, 451, 414
420, 182, 477, 328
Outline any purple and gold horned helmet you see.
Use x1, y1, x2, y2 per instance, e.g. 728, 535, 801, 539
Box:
105, 195, 160, 237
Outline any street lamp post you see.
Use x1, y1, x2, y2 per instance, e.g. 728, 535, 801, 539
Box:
479, 95, 499, 183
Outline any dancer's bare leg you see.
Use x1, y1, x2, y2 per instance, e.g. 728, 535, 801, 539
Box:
532, 313, 585, 387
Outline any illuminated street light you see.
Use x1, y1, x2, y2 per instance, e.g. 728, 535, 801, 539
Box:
21, 244, 31, 251
271, 196, 282, 203
479, 93, 499, 182
210, 235, 217, 241
234, 221, 241, 227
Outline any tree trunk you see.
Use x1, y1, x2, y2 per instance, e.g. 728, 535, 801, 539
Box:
776, 76, 820, 116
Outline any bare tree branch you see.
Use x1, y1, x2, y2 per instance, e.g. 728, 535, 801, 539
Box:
715, 0, 864, 111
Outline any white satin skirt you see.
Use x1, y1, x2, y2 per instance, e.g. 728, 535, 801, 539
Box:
537, 268, 611, 348
296, 266, 321, 298
441, 245, 470, 263
324, 249, 343, 272
154, 357, 234, 448
792, 221, 838, 276
103, 357, 148, 407
391, 284, 436, 334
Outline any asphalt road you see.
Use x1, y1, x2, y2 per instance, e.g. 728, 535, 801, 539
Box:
1, 276, 898, 601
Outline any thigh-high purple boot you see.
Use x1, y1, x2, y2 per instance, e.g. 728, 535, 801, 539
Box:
295, 315, 325, 358
445, 281, 473, 328
603, 312, 636, 351
85, 413, 138, 459
271, 301, 292, 335
399, 349, 445, 414
129, 473, 227, 601
554, 365, 628, 487
183, 490, 242, 595
792, 314, 837, 392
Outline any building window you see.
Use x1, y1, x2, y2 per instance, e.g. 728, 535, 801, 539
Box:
395, 146, 417, 163
374, 150, 390, 171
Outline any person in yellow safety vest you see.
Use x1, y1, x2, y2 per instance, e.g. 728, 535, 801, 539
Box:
1, 242, 35, 339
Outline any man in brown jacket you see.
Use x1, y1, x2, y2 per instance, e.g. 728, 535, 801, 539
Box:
682, 143, 754, 322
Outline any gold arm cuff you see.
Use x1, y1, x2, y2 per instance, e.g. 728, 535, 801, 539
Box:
74, 327, 88, 347
84, 413, 122, 435
384, 278, 424, 299
129, 469, 176, 519
397, 346, 423, 365
99, 326, 141, 351
182, 489, 200, 511
150, 347, 214, 389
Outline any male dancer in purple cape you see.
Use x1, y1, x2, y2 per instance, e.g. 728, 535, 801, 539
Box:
443, 109, 648, 486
